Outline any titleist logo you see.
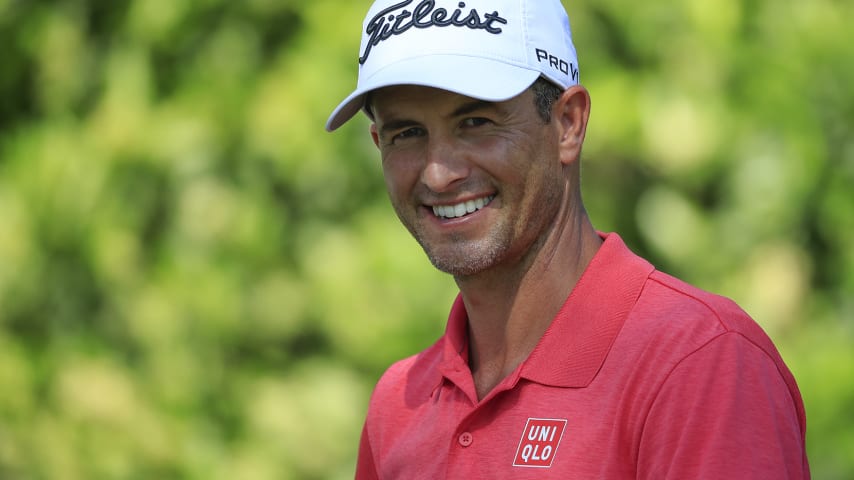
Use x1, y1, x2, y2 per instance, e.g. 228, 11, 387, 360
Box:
359, 0, 508, 65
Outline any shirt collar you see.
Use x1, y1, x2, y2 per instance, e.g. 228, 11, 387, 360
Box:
438, 295, 472, 389
439, 232, 654, 389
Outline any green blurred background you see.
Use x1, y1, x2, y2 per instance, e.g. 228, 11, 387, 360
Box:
0, 0, 851, 478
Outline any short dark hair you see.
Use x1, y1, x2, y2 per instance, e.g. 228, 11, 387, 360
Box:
531, 76, 564, 123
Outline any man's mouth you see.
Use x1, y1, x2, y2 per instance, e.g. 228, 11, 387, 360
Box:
431, 195, 495, 220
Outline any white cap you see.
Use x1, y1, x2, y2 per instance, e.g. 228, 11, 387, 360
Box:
326, 0, 579, 131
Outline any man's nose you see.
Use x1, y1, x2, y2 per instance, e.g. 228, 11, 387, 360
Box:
420, 136, 470, 193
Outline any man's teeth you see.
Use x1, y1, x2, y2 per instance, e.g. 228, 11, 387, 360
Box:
432, 196, 495, 219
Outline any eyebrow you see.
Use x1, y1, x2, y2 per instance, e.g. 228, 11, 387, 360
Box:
450, 100, 497, 118
378, 119, 421, 139
377, 99, 502, 139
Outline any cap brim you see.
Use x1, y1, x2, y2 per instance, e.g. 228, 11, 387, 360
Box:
325, 55, 541, 131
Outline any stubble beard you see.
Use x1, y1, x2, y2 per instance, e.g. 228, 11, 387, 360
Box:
419, 229, 512, 278
394, 160, 567, 279
407, 185, 564, 279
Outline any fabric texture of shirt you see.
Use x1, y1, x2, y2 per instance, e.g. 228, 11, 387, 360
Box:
355, 233, 809, 479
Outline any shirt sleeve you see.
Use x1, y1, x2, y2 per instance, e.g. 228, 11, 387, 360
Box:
637, 332, 809, 479
355, 422, 380, 480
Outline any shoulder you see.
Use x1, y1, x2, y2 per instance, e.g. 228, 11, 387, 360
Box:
619, 269, 803, 402
629, 269, 806, 423
638, 270, 778, 352
625, 272, 809, 476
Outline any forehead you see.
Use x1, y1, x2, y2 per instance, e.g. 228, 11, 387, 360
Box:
368, 85, 531, 120
370, 85, 473, 113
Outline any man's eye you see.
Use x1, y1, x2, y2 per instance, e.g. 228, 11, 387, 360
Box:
392, 127, 424, 143
462, 117, 491, 128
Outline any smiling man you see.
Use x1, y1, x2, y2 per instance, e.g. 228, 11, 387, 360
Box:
326, 0, 810, 478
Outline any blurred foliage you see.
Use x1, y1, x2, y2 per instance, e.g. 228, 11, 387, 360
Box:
0, 0, 851, 478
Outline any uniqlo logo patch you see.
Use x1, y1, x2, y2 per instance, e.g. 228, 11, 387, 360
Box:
512, 418, 567, 468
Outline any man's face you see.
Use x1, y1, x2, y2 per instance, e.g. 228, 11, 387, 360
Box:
370, 85, 568, 278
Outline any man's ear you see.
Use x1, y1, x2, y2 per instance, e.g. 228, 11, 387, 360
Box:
555, 85, 591, 166
370, 123, 380, 149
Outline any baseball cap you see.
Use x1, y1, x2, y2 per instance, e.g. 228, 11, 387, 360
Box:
326, 0, 580, 131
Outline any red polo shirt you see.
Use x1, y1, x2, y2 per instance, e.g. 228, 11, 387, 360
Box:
355, 233, 809, 479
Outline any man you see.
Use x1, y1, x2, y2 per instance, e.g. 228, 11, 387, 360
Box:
326, 0, 810, 478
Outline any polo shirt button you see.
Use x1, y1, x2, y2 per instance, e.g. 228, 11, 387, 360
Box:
458, 432, 473, 447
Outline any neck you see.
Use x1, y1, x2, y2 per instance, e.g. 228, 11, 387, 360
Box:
455, 194, 602, 400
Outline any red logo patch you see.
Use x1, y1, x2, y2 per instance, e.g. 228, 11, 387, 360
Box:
512, 418, 567, 468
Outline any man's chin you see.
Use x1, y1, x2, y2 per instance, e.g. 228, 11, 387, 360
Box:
423, 246, 503, 278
